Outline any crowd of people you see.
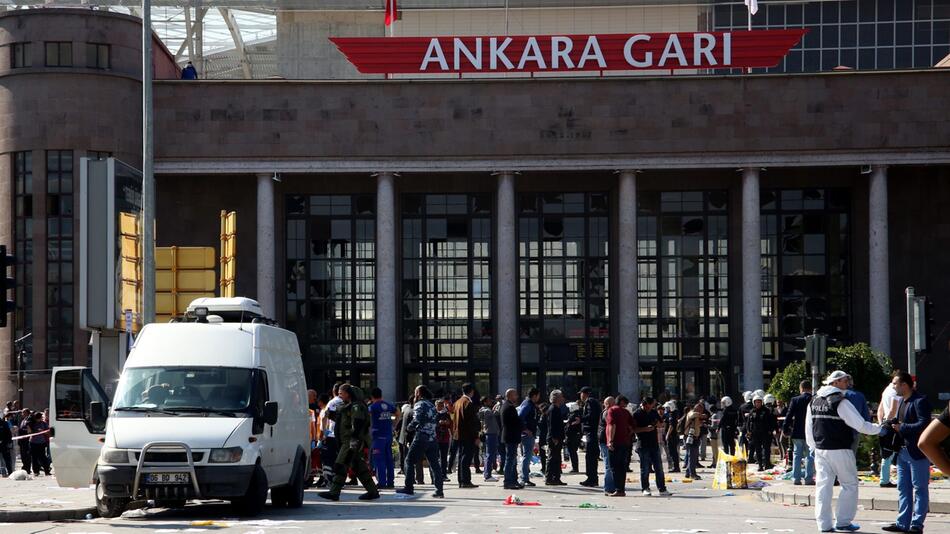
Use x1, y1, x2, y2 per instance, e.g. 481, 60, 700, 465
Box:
1, 401, 52, 477
303, 381, 803, 500
303, 372, 950, 534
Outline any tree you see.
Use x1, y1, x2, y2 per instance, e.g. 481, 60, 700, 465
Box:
768, 342, 892, 404
768, 360, 809, 402
826, 342, 892, 398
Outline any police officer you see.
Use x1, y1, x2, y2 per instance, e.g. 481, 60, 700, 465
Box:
578, 386, 601, 487
805, 370, 886, 533
318, 384, 380, 501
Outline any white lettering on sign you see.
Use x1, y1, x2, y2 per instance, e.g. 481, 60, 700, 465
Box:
490, 36, 515, 70
421, 38, 448, 70
418, 32, 736, 71
577, 36, 607, 69
623, 34, 652, 68
551, 36, 574, 69
658, 34, 687, 67
693, 33, 717, 66
454, 37, 482, 70
517, 36, 547, 69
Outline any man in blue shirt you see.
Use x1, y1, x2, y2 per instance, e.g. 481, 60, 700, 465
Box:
882, 372, 933, 534
368, 387, 396, 489
518, 388, 540, 487
844, 377, 871, 454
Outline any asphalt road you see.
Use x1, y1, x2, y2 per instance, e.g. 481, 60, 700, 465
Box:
4, 471, 948, 534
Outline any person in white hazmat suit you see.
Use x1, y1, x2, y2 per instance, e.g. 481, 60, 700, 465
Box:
805, 370, 887, 532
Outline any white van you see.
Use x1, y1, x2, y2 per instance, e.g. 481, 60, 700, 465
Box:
48, 298, 310, 518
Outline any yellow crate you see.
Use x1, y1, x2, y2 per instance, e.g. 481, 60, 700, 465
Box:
157, 270, 216, 292
156, 247, 216, 270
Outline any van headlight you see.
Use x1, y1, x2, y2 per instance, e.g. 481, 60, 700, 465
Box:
209, 447, 244, 463
100, 448, 130, 464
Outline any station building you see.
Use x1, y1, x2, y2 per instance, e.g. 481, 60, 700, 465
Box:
2, 3, 950, 406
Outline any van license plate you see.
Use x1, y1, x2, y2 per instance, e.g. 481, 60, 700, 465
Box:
145, 473, 190, 484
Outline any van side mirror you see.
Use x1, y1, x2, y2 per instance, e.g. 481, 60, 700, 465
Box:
89, 401, 107, 429
263, 401, 279, 426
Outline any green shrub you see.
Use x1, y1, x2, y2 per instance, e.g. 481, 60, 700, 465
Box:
768, 360, 810, 403
767, 342, 892, 403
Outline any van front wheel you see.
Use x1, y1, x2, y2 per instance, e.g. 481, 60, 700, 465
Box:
231, 464, 268, 517
95, 479, 129, 518
272, 457, 306, 509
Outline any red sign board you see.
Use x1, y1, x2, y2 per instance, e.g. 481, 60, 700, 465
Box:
331, 30, 807, 75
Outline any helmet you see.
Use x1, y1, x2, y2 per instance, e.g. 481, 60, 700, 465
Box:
764, 394, 776, 405
754, 389, 766, 398
743, 391, 753, 402
720, 396, 733, 408
753, 391, 765, 402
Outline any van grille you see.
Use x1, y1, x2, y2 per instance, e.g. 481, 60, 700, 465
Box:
134, 451, 204, 463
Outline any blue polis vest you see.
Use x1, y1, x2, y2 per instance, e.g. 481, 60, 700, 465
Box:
810, 392, 853, 451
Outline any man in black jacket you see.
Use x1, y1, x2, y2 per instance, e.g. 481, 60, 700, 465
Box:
783, 380, 815, 485
500, 388, 524, 490
578, 386, 601, 487
544, 390, 567, 485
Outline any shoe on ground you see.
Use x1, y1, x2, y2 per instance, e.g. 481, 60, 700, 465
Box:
504, 483, 524, 490
881, 524, 908, 533
793, 480, 802, 486
544, 480, 561, 486
805, 480, 816, 485
522, 480, 536, 487
880, 482, 897, 488
317, 491, 340, 501
443, 476, 451, 482
656, 489, 672, 496
395, 487, 415, 495
431, 491, 444, 498
642, 489, 652, 496
579, 480, 597, 487
608, 491, 626, 497
358, 491, 380, 500
821, 529, 835, 533
484, 476, 499, 482
692, 474, 702, 480
907, 526, 923, 533
834, 523, 861, 532
459, 483, 479, 489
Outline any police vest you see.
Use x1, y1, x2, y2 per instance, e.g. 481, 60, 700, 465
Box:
810, 393, 853, 450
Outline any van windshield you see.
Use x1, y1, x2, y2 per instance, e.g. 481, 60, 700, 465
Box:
112, 367, 254, 414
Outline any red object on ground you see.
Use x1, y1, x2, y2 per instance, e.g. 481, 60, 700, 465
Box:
504, 495, 541, 506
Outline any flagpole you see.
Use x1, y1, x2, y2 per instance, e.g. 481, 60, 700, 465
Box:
747, 6, 752, 74
505, 0, 510, 35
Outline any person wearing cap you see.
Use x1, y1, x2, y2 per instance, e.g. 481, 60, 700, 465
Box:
578, 386, 601, 487
783, 380, 815, 486
719, 396, 739, 456
806, 370, 887, 533
663, 400, 682, 473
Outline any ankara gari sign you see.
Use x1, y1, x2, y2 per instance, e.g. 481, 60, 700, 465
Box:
331, 30, 807, 75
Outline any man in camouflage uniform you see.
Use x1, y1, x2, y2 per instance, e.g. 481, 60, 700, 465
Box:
318, 384, 380, 501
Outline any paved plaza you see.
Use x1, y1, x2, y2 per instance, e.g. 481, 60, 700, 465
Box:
2, 463, 948, 534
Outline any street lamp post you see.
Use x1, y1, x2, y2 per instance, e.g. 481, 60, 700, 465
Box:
142, 0, 155, 325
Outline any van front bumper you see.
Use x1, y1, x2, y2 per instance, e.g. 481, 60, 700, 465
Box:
98, 464, 255, 500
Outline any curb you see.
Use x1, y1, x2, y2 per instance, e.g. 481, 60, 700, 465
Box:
0, 507, 98, 523
760, 488, 950, 514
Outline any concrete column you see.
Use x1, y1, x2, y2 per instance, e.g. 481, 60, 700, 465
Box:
616, 170, 639, 401
375, 172, 398, 400
868, 165, 890, 356
495, 171, 518, 393
741, 168, 763, 391
256, 173, 276, 318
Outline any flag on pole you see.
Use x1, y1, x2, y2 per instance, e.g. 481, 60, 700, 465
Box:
745, 0, 759, 16
385, 0, 398, 26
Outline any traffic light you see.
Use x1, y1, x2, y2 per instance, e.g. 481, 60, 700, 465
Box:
0, 245, 15, 328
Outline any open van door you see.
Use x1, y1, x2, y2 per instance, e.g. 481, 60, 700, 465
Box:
49, 367, 110, 488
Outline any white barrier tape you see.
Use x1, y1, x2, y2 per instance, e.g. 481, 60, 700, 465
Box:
11, 429, 50, 441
